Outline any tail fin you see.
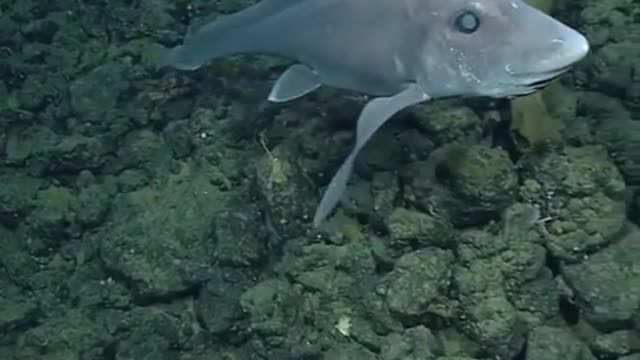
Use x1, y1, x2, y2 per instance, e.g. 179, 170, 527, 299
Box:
148, 42, 204, 71
155, 0, 303, 71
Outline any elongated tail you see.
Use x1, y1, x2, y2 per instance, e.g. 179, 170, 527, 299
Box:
156, 0, 300, 70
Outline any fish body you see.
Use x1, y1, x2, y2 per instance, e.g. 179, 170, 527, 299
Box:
165, 0, 420, 96
160, 0, 590, 226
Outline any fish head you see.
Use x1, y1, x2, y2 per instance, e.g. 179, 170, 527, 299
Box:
415, 0, 589, 98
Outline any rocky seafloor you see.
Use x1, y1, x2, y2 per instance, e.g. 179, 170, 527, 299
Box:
0, 0, 639, 359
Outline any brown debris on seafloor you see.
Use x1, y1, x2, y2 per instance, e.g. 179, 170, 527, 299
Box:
509, 89, 563, 152
507, 0, 563, 151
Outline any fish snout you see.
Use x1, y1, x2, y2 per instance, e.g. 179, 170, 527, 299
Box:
552, 29, 590, 67
535, 27, 590, 74
505, 25, 589, 94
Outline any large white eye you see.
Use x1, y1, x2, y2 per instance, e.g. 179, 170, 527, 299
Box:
454, 10, 480, 34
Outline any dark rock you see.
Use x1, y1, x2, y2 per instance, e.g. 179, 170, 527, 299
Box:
196, 268, 254, 335
254, 143, 315, 238
591, 330, 640, 359
403, 144, 518, 227
99, 167, 222, 302
19, 310, 112, 358
214, 205, 267, 267
525, 325, 592, 360
519, 146, 627, 261
381, 247, 454, 320
163, 119, 195, 159
380, 326, 439, 360
0, 174, 42, 227
385, 207, 455, 251
69, 62, 129, 125
324, 342, 378, 360
562, 229, 640, 331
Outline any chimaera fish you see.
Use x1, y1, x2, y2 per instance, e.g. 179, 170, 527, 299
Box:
157, 0, 589, 227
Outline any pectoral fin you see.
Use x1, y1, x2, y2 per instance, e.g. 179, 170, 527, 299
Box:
312, 84, 430, 226
268, 64, 321, 102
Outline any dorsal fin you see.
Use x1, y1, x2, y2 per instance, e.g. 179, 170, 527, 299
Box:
184, 0, 302, 45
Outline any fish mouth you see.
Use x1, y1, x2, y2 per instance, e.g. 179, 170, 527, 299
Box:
478, 65, 574, 99
523, 65, 571, 85
510, 65, 572, 95
527, 73, 562, 89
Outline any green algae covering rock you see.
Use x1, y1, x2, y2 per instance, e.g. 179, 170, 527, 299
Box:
417, 143, 519, 226
0, 295, 38, 334
195, 268, 253, 335
380, 326, 440, 360
381, 248, 454, 320
459, 290, 526, 358
385, 207, 455, 250
255, 141, 314, 238
324, 342, 378, 360
453, 202, 555, 356
519, 146, 627, 261
286, 241, 376, 294
238, 277, 310, 358
98, 164, 222, 302
412, 101, 484, 145
441, 145, 518, 205
0, 174, 42, 227
525, 325, 592, 360
591, 330, 640, 359
214, 205, 267, 267
18, 310, 112, 359
596, 115, 640, 185
69, 62, 130, 124
562, 229, 640, 332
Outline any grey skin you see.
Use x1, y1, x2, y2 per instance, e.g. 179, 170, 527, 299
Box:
159, 0, 589, 227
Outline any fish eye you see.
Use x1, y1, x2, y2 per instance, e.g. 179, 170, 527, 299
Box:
454, 10, 480, 34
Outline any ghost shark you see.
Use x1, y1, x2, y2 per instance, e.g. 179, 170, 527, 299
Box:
158, 0, 589, 227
